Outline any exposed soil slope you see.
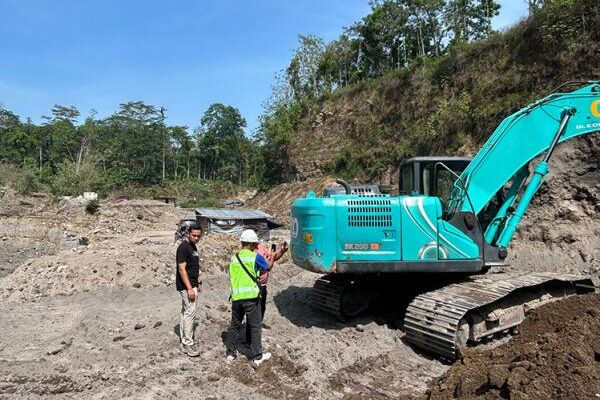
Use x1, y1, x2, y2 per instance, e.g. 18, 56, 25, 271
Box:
427, 293, 600, 400
286, 1, 599, 182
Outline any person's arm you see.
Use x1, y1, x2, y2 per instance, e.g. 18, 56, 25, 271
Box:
272, 241, 288, 263
178, 261, 196, 301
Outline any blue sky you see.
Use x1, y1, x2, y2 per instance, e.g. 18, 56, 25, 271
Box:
0, 1, 527, 134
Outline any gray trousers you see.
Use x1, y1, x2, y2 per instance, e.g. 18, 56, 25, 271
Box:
226, 298, 262, 360
179, 287, 198, 346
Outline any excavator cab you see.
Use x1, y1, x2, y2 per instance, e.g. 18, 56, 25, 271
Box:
399, 157, 471, 202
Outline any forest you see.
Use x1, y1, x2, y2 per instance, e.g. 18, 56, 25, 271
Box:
0, 0, 579, 201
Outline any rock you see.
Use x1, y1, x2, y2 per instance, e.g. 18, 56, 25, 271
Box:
47, 346, 64, 355
207, 375, 220, 382
488, 365, 508, 389
217, 304, 228, 312
355, 324, 365, 332
112, 335, 126, 342
510, 360, 533, 371
54, 364, 69, 373
134, 323, 145, 330
586, 308, 599, 318
507, 367, 530, 389
455, 375, 479, 397
132, 283, 141, 288
153, 321, 163, 328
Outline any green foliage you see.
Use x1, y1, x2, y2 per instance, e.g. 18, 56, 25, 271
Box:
271, 0, 598, 184
85, 199, 100, 215
51, 159, 101, 196
0, 98, 262, 194
0, 162, 46, 194
196, 103, 251, 184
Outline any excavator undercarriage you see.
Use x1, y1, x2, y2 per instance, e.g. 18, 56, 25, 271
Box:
310, 272, 595, 360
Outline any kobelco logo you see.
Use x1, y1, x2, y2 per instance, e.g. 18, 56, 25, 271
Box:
592, 100, 600, 118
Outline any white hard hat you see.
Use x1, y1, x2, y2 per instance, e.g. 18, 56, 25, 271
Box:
240, 229, 259, 243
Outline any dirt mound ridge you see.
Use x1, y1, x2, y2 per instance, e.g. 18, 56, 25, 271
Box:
427, 293, 600, 400
246, 176, 337, 226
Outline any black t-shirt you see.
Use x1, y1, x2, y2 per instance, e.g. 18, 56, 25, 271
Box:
175, 240, 200, 291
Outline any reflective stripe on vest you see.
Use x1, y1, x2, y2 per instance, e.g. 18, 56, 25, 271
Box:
229, 248, 259, 301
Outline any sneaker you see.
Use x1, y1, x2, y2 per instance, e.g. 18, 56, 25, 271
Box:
252, 352, 271, 368
181, 344, 200, 357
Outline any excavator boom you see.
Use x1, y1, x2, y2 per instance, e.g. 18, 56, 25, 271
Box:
448, 82, 600, 247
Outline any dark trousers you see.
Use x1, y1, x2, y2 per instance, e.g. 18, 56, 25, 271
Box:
245, 286, 267, 343
226, 298, 262, 359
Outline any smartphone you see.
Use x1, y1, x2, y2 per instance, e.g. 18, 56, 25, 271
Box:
271, 243, 277, 252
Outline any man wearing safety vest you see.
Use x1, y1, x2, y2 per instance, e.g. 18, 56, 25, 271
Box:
225, 229, 273, 367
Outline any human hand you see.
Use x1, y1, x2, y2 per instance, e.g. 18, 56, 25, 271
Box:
187, 288, 196, 301
279, 241, 289, 254
258, 273, 268, 284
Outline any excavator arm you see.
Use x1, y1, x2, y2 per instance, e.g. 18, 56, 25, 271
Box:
447, 82, 600, 248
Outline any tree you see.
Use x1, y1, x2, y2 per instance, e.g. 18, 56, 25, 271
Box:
41, 104, 81, 170
104, 101, 165, 185
197, 103, 248, 183
286, 35, 326, 101
528, 0, 546, 14
444, 0, 500, 44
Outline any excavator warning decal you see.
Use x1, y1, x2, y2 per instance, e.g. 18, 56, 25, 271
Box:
591, 100, 600, 118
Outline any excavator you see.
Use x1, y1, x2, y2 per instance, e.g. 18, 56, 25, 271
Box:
290, 81, 600, 360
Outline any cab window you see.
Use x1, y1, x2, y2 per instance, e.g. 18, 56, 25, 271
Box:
400, 164, 413, 194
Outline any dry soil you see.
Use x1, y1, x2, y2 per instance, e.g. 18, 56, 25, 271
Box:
0, 137, 598, 399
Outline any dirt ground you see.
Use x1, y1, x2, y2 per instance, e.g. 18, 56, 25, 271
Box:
0, 138, 598, 399
427, 292, 600, 400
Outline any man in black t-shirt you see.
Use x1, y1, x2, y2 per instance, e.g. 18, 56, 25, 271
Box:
176, 223, 203, 357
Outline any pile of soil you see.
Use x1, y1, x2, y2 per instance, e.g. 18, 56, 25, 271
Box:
427, 293, 600, 399
246, 176, 338, 226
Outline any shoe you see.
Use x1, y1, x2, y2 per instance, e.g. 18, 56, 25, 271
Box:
226, 353, 237, 362
181, 344, 200, 357
262, 322, 271, 329
252, 352, 271, 368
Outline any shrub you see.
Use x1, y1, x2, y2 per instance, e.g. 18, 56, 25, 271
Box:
85, 199, 100, 214
52, 159, 101, 196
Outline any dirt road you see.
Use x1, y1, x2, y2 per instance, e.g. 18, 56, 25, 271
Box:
0, 196, 445, 399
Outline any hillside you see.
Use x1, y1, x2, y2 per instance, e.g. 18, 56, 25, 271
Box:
286, 0, 599, 183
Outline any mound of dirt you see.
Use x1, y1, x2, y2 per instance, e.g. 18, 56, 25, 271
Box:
246, 176, 338, 226
427, 293, 600, 400
506, 136, 600, 278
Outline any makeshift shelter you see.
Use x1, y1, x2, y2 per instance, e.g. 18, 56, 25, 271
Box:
194, 208, 282, 240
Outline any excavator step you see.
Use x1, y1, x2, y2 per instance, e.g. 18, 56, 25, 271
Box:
403, 272, 595, 361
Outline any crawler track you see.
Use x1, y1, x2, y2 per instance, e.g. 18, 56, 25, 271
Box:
310, 275, 371, 319
403, 272, 595, 360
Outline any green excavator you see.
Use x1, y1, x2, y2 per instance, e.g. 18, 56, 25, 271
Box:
290, 81, 600, 360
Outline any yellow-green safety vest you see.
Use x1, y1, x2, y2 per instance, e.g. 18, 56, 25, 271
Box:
229, 248, 259, 301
